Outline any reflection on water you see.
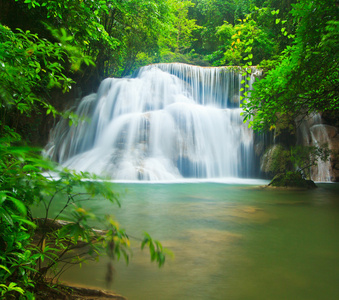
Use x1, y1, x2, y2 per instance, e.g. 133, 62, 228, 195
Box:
41, 183, 339, 300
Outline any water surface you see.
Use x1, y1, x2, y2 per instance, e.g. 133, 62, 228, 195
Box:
49, 182, 339, 300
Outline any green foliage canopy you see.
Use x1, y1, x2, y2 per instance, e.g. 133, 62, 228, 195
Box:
242, 0, 339, 132
209, 14, 277, 66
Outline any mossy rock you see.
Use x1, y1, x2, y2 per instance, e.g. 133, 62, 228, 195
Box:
268, 172, 317, 189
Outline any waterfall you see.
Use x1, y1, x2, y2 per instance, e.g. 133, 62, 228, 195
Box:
298, 114, 332, 182
45, 63, 261, 181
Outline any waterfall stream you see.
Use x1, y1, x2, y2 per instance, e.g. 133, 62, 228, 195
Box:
45, 63, 261, 181
298, 114, 332, 182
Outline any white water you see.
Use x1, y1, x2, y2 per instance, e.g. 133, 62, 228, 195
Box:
45, 63, 260, 181
298, 114, 332, 181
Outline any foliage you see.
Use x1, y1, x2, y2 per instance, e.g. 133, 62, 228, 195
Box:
0, 130, 46, 299
166, 0, 201, 54
0, 127, 169, 299
126, 0, 202, 71
189, 0, 290, 60
107, 0, 177, 76
250, 0, 297, 52
261, 144, 292, 175
261, 143, 330, 179
0, 22, 94, 141
5, 0, 303, 76
13, 0, 119, 76
189, 0, 242, 54
0, 23, 87, 124
1, 0, 338, 295
242, 0, 339, 132
0, 19, 89, 297
141, 233, 171, 267
0, 7, 170, 298
208, 14, 277, 66
7, 0, 179, 78
4, 0, 304, 76
290, 145, 331, 175
268, 171, 316, 188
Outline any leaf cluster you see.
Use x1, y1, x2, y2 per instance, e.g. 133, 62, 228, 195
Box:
1, 129, 170, 298
242, 0, 339, 132
262, 143, 331, 179
0, 4, 173, 296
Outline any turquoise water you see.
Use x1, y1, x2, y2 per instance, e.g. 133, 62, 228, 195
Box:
44, 182, 339, 300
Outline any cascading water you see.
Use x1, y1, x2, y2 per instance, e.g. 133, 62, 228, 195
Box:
298, 114, 332, 182
45, 63, 261, 181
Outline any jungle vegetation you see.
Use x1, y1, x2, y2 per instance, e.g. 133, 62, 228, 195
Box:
0, 0, 338, 298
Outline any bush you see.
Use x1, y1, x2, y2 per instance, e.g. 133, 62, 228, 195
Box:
269, 171, 316, 188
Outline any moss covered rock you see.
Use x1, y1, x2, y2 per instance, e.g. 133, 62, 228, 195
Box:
268, 172, 317, 189
260, 144, 292, 175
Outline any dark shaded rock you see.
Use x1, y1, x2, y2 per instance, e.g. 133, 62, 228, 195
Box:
254, 141, 264, 156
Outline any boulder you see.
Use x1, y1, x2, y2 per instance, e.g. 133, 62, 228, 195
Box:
260, 144, 288, 174
268, 172, 317, 189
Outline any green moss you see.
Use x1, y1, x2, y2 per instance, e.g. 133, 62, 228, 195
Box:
269, 171, 317, 189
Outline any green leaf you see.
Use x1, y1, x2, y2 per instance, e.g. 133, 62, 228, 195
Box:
141, 236, 150, 250
0, 192, 7, 204
0, 208, 13, 225
7, 282, 24, 294
7, 197, 27, 215
0, 265, 11, 274
19, 218, 37, 228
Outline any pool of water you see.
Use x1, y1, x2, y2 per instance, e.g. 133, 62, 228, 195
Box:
37, 181, 339, 300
